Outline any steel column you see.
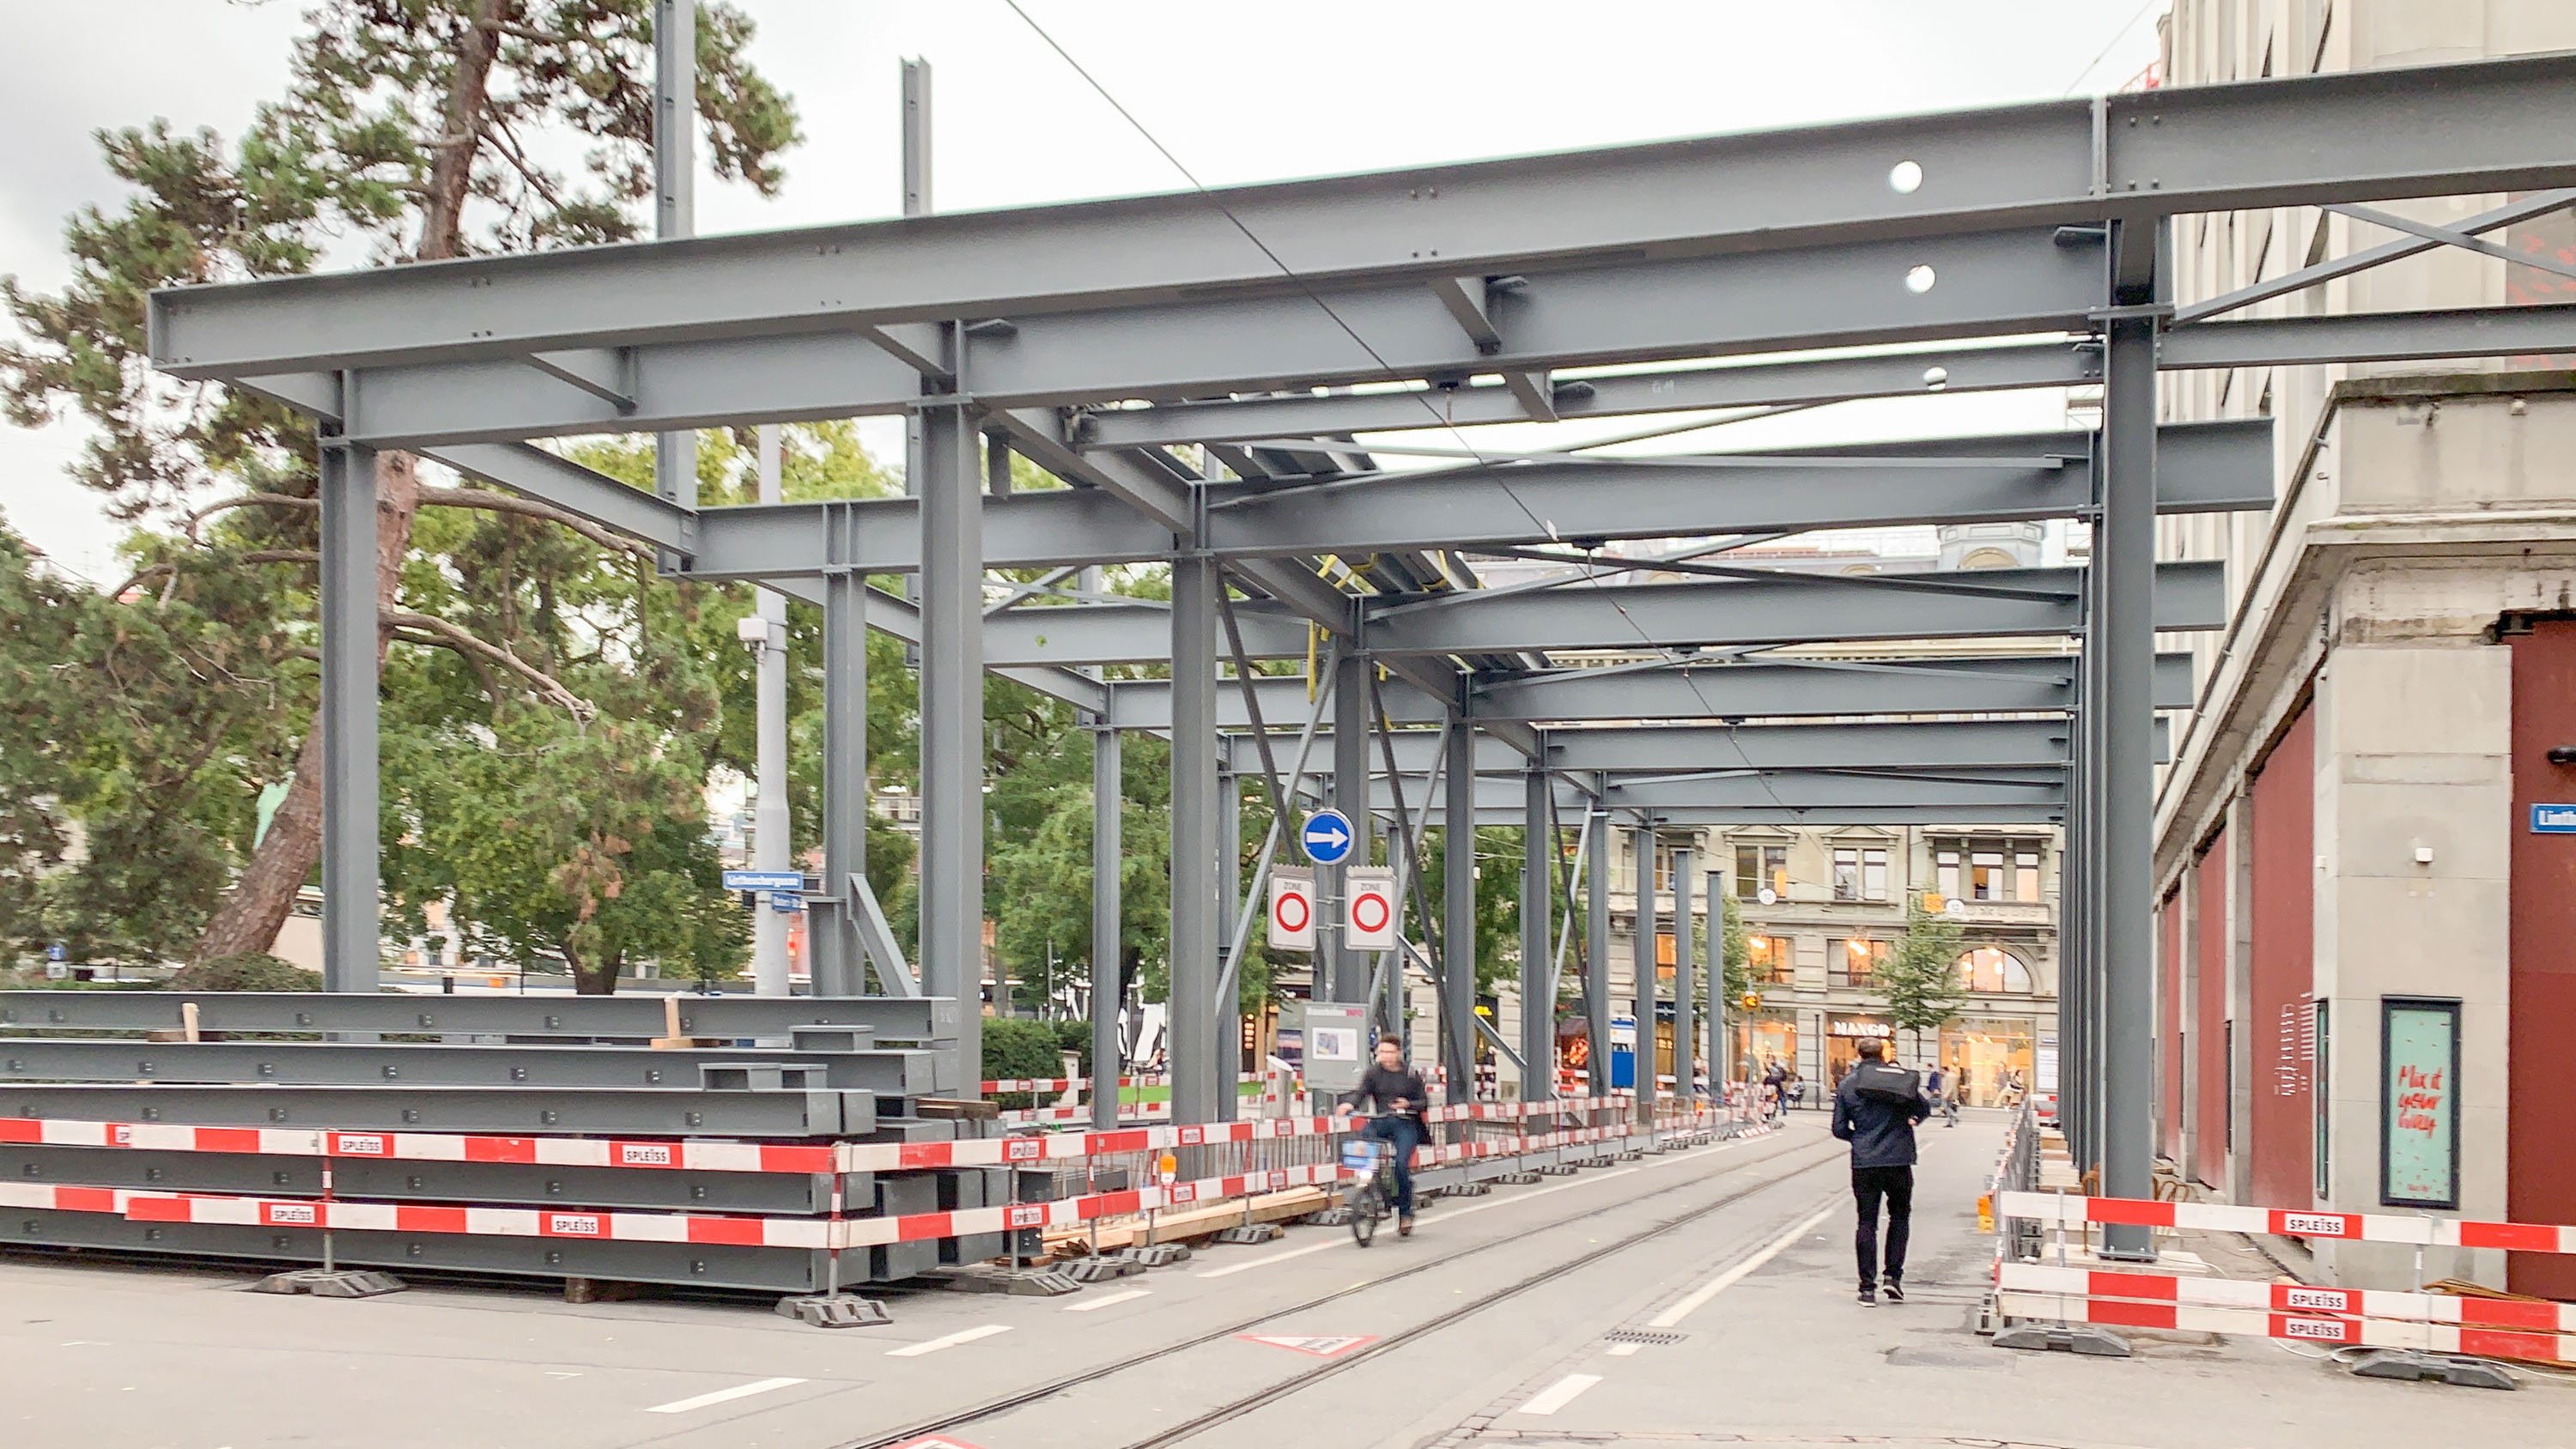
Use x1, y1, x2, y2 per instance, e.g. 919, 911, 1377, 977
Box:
1519, 767, 1553, 1101
1705, 868, 1727, 1101
1169, 556, 1223, 1125
1091, 720, 1123, 1131
1674, 845, 1696, 1109
750, 426, 792, 996
1213, 759, 1242, 1124
1631, 825, 1660, 1121
318, 434, 380, 994
816, 569, 866, 997
1442, 721, 1477, 1104
918, 401, 982, 1089
1330, 648, 1376, 1003
1585, 805, 1611, 1101
2097, 233, 2161, 1259
649, 0, 695, 567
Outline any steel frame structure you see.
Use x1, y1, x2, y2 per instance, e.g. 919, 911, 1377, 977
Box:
139, 53, 2576, 1249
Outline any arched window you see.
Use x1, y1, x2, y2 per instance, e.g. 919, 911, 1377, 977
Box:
1960, 547, 2021, 571
1955, 946, 2032, 994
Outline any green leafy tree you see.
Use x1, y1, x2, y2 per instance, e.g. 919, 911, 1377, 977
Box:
1880, 903, 1971, 1063
0, 1, 799, 964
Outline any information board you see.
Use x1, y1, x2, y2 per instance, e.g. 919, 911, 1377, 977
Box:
1303, 1002, 1370, 1093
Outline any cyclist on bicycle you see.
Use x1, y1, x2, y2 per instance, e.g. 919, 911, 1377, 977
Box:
1336, 1034, 1429, 1237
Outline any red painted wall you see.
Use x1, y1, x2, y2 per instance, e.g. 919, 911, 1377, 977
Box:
2160, 891, 2184, 1162
2508, 621, 2576, 1298
2194, 832, 2230, 1189
2247, 706, 2315, 1214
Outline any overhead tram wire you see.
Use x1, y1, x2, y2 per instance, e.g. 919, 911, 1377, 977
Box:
999, 0, 1800, 813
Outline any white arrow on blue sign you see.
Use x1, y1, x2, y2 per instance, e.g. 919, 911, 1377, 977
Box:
722, 870, 804, 892
1300, 809, 1356, 865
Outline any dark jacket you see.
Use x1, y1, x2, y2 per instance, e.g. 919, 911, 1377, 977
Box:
1832, 1062, 1930, 1169
1343, 1062, 1430, 1120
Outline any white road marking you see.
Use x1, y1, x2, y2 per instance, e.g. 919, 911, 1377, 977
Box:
885, 1324, 1012, 1357
1604, 1341, 1643, 1357
1516, 1373, 1603, 1416
1064, 1288, 1151, 1312
1196, 1167, 1643, 1279
1646, 1204, 1836, 1329
1640, 1142, 1734, 1168
644, 1377, 805, 1415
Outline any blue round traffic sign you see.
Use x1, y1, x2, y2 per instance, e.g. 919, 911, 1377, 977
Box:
1299, 809, 1357, 865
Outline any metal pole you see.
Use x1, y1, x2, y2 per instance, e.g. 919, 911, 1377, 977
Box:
2098, 222, 2162, 1260
1213, 755, 1242, 1123
1330, 647, 1375, 1003
1170, 555, 1223, 1125
1705, 868, 1727, 1106
1442, 720, 1477, 1104
1674, 844, 1696, 1117
817, 565, 866, 997
650, 0, 695, 559
318, 432, 380, 994
1585, 803, 1611, 1101
1090, 717, 1122, 1131
1631, 824, 1660, 1124
1519, 766, 1553, 1101
919, 397, 982, 1090
751, 426, 792, 997
896, 58, 931, 664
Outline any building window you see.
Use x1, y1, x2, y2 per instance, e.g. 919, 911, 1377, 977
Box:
1934, 840, 2043, 903
1735, 844, 1787, 901
1747, 934, 1794, 985
1832, 846, 1889, 902
1955, 946, 2033, 994
1829, 937, 1891, 987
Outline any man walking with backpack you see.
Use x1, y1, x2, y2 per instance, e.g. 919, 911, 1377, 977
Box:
1832, 1036, 1931, 1306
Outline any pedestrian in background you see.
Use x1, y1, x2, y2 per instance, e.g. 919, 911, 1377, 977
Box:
1832, 1036, 1930, 1306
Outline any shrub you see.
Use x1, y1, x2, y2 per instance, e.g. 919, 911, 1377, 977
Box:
166, 953, 323, 992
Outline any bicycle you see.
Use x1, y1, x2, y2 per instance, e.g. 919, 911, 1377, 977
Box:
1339, 1121, 1402, 1247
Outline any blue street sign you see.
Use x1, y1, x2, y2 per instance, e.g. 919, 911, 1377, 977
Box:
46, 943, 67, 962
1299, 809, 1356, 865
722, 870, 803, 892
769, 891, 804, 913
2533, 804, 2576, 834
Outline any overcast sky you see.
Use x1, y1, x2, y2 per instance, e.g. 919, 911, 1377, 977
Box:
0, 0, 2164, 584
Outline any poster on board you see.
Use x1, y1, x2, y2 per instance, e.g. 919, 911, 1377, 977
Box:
2381, 997, 2462, 1210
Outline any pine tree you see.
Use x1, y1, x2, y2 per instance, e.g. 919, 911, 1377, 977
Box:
1, 3, 799, 964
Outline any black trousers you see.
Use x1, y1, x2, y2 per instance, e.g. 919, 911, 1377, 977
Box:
1851, 1164, 1914, 1288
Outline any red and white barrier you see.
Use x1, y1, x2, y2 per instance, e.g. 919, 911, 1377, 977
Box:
2000, 1261, 2576, 1334
1993, 1290, 2576, 1364
1999, 1191, 2576, 1254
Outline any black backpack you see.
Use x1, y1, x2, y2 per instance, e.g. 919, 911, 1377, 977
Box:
1847, 1061, 1922, 1106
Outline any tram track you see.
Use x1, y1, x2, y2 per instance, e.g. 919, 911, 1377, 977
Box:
829, 1129, 1847, 1449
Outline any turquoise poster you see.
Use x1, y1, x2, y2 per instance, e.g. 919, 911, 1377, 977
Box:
2381, 1000, 2459, 1210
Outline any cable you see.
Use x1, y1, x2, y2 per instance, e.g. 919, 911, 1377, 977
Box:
2063, 0, 2162, 96
1001, 0, 1793, 813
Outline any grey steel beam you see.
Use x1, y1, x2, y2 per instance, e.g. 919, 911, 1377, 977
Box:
308, 229, 2103, 446
1366, 562, 2226, 658
2097, 246, 2159, 1259
1584, 803, 1611, 1099
683, 420, 2270, 579
1169, 556, 1223, 1125
0, 1085, 875, 1137
1674, 843, 1696, 1106
0, 1039, 946, 1095
815, 570, 866, 996
1519, 766, 1553, 1101
1442, 721, 1477, 1104
1230, 718, 2125, 776
151, 53, 2576, 376
1091, 720, 1123, 1132
1330, 648, 1377, 1003
1631, 824, 1659, 1119
918, 404, 982, 1084
1080, 343, 2094, 448
2161, 302, 2576, 370
1109, 674, 1445, 733
649, 0, 696, 574
1469, 652, 2196, 722
319, 435, 380, 995
1378, 770, 2063, 815
1435, 803, 2069, 828
0, 992, 960, 1041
